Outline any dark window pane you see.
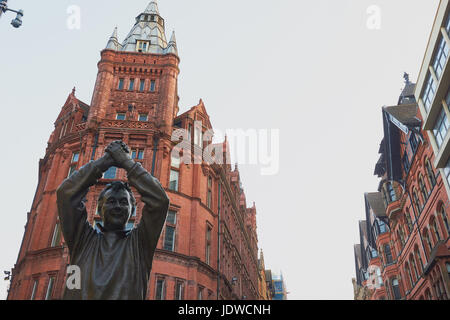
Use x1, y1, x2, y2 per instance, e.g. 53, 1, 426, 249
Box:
118, 79, 124, 90
164, 226, 175, 251
104, 166, 117, 179
155, 279, 165, 300
167, 211, 176, 224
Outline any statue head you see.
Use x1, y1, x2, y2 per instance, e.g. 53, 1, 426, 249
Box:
97, 181, 136, 231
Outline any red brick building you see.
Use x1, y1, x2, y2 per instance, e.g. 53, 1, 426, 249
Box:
7, 1, 260, 300
353, 77, 450, 300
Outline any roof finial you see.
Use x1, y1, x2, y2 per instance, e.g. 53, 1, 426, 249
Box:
403, 72, 410, 84
72, 87, 76, 96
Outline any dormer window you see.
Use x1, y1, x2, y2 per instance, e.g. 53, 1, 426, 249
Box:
137, 41, 150, 53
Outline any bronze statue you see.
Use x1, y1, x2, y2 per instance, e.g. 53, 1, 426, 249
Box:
57, 140, 169, 300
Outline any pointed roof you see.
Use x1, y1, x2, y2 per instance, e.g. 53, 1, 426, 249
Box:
106, 27, 121, 50
365, 192, 386, 218
166, 30, 178, 55
383, 103, 421, 129
144, 1, 160, 14
105, 2, 179, 56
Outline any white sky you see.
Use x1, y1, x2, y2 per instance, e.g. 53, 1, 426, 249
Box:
0, 0, 440, 300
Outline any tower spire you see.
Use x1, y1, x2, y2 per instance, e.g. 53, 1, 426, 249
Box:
105, 26, 121, 50
145, 1, 160, 15
166, 30, 178, 55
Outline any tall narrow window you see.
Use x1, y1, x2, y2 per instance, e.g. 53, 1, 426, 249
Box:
446, 13, 450, 35
51, 222, 61, 247
45, 277, 55, 300
163, 211, 176, 252
188, 124, 192, 143
378, 219, 388, 234
445, 158, 450, 188
402, 152, 410, 173
398, 228, 405, 247
405, 210, 413, 234
424, 230, 433, 252
432, 219, 441, 242
175, 281, 184, 300
433, 107, 449, 148
387, 182, 396, 202
419, 175, 428, 202
129, 79, 135, 91
194, 123, 203, 147
30, 279, 38, 300
68, 151, 80, 178
415, 249, 424, 273
150, 80, 156, 92
432, 37, 449, 80
406, 264, 413, 289
207, 176, 212, 209
425, 159, 437, 188
413, 189, 422, 213
155, 278, 165, 300
439, 206, 450, 235
410, 255, 419, 281
391, 278, 401, 300
169, 153, 180, 191
139, 79, 145, 92
421, 74, 437, 111
169, 170, 179, 191
384, 244, 393, 264
205, 226, 212, 265
197, 287, 203, 300
409, 133, 419, 153
118, 78, 124, 90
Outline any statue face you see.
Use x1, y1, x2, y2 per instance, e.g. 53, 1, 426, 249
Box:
101, 189, 132, 231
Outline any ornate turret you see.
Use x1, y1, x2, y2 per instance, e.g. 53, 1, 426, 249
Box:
104, 1, 177, 56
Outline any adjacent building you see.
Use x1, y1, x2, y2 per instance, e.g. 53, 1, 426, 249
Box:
7, 1, 263, 300
354, 0, 450, 300
353, 74, 450, 299
415, 0, 450, 197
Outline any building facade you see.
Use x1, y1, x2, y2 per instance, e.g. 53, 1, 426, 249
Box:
415, 0, 450, 198
353, 75, 450, 300
7, 1, 261, 300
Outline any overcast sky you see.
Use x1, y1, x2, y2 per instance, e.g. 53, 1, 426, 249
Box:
0, 0, 441, 300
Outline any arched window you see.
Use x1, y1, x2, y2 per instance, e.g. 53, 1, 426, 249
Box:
391, 278, 402, 300
384, 244, 393, 264
424, 229, 433, 252
405, 210, 413, 234
431, 219, 441, 243
377, 219, 388, 234
438, 206, 450, 236
386, 182, 396, 202
410, 255, 419, 282
419, 175, 428, 202
413, 189, 422, 213
425, 159, 437, 188
405, 264, 413, 290
415, 248, 424, 273
399, 226, 406, 246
